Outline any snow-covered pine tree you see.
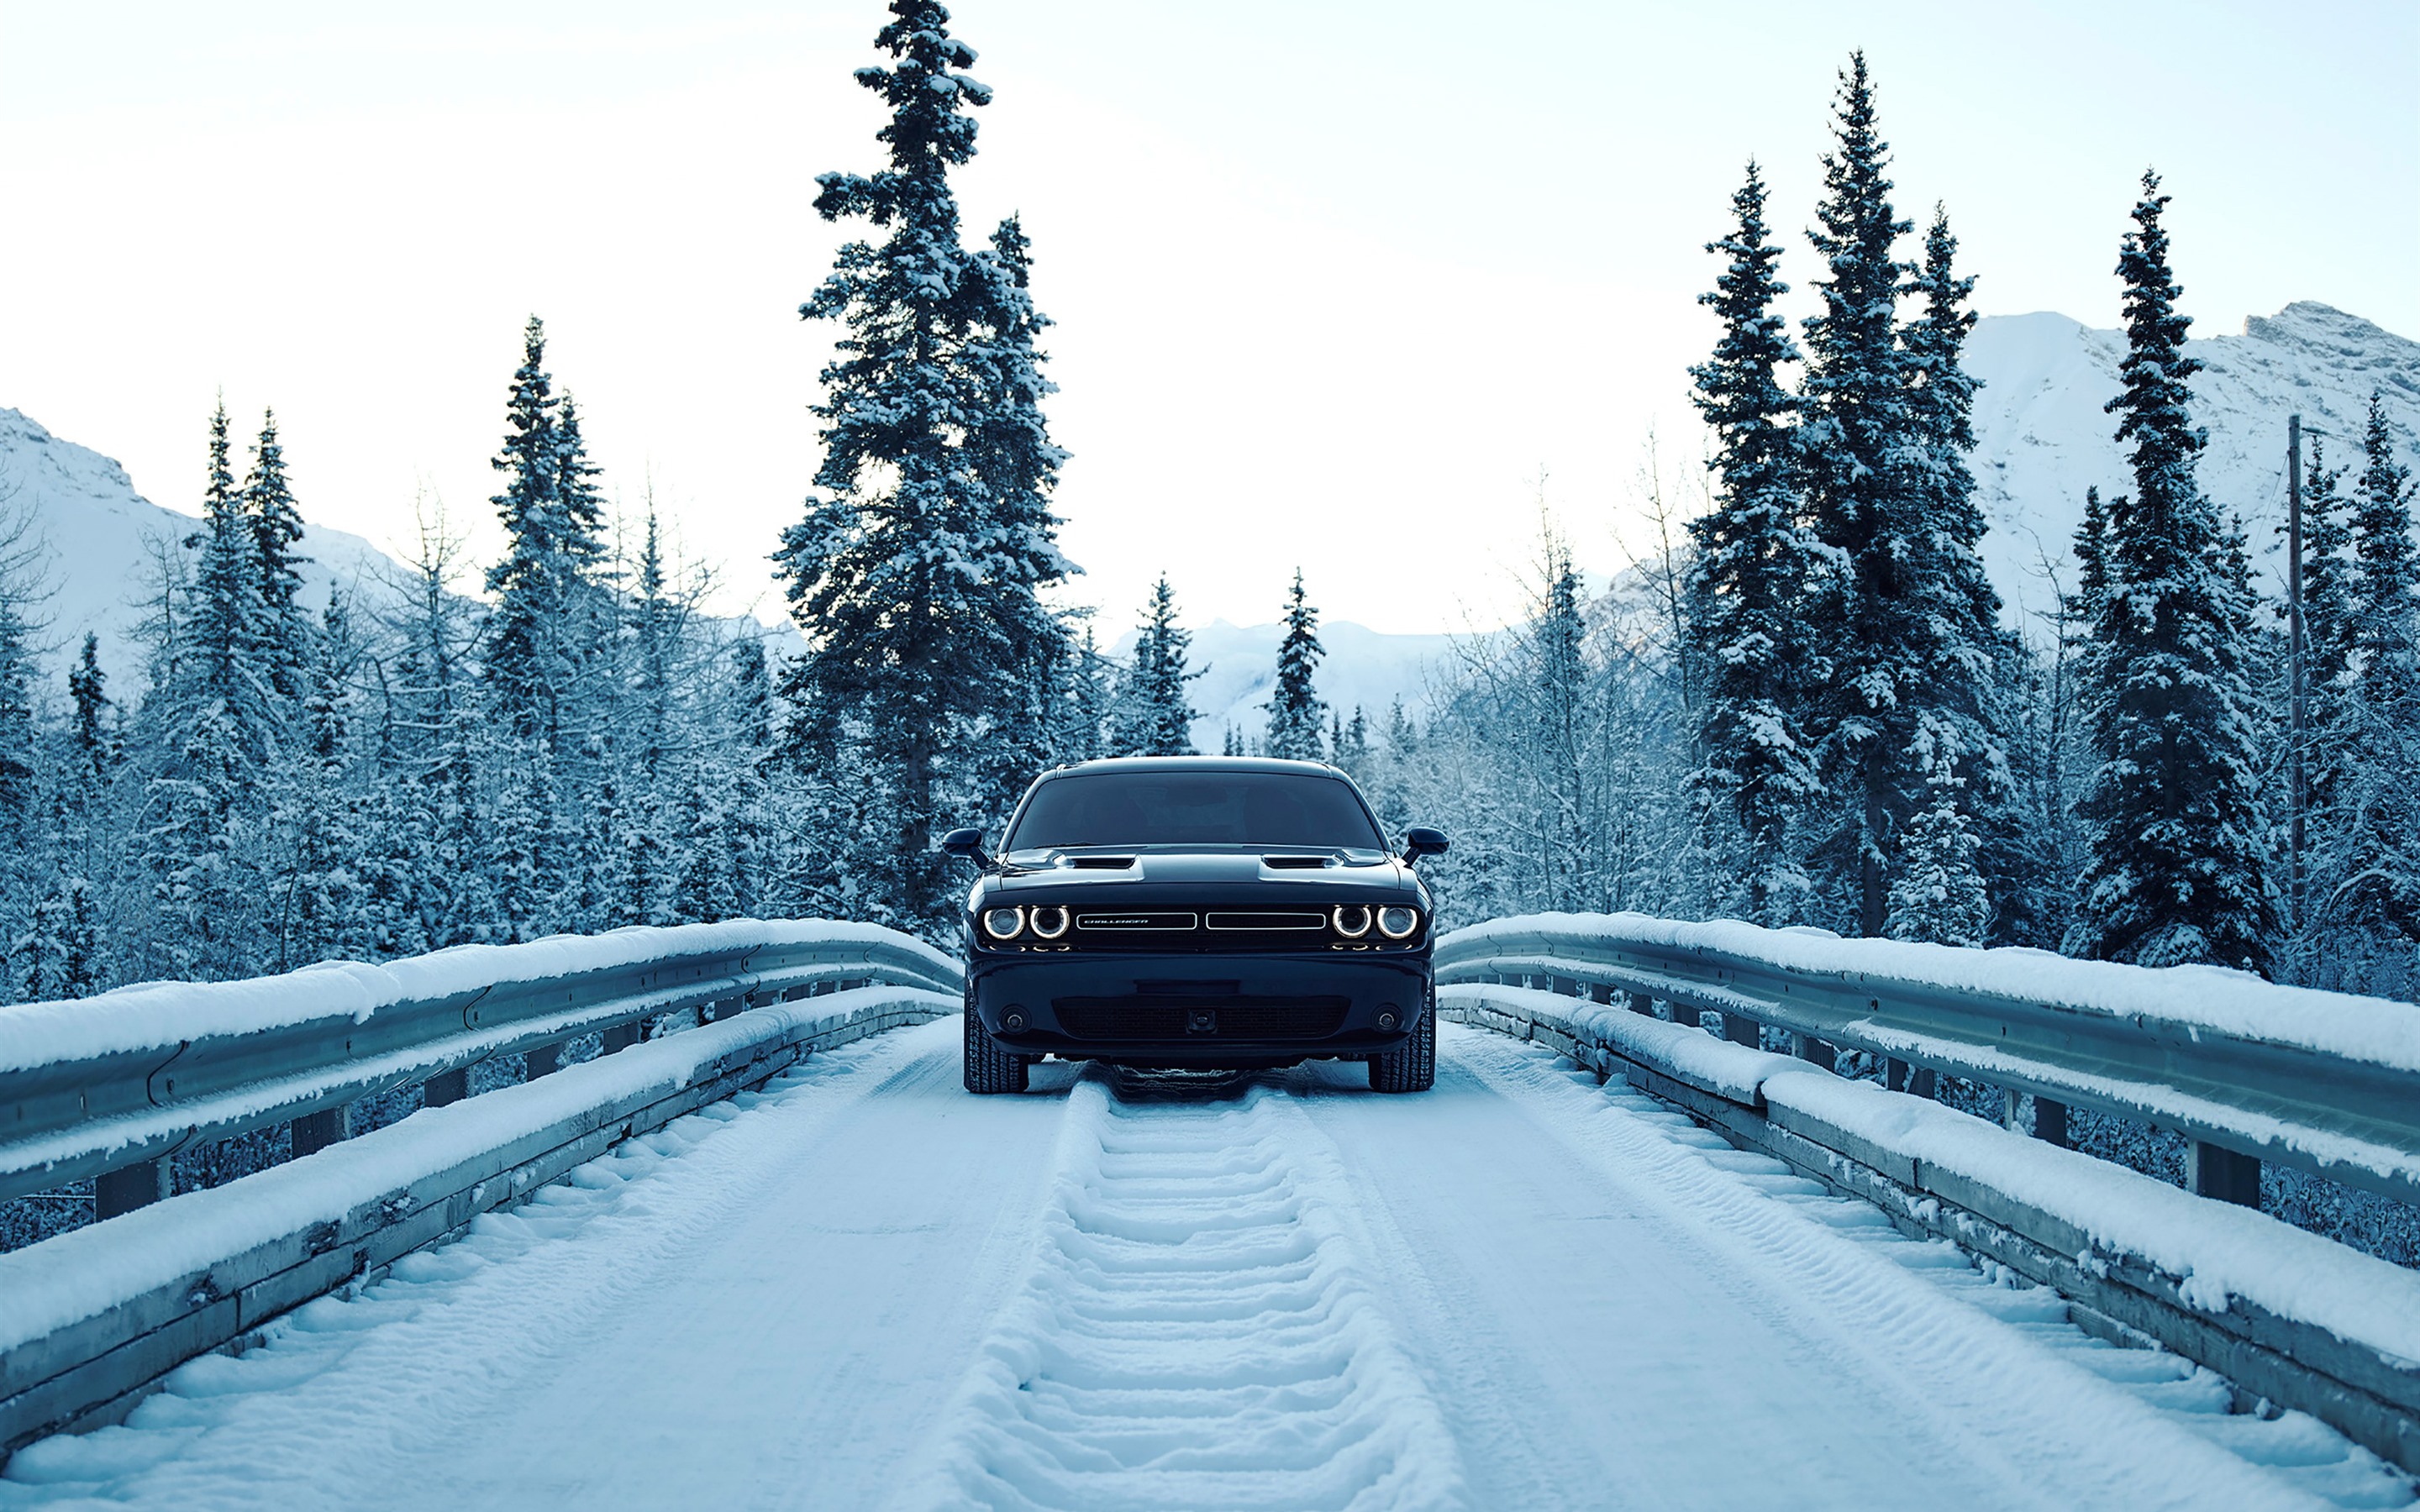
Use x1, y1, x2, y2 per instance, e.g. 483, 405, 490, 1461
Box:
1885, 743, 1990, 946
2067, 172, 2277, 974
484, 318, 588, 748
2350, 391, 2419, 692
242, 408, 311, 703
720, 638, 775, 916
1056, 627, 1107, 764
0, 566, 35, 858
1795, 54, 1916, 934
1114, 575, 1202, 755
2325, 391, 2420, 944
271, 593, 363, 969
1684, 159, 1822, 923
139, 400, 282, 978
1799, 61, 2009, 938
777, 1, 1076, 928
372, 505, 485, 953
68, 633, 111, 791
1902, 206, 2019, 937
1334, 707, 1371, 785
963, 212, 1076, 696
22, 867, 104, 1001
1533, 543, 1597, 909
1263, 570, 1328, 761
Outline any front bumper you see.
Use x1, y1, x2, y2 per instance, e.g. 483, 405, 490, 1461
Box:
967, 949, 1431, 1067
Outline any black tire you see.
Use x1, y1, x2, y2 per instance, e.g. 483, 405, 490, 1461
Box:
1369, 984, 1436, 1093
963, 984, 1028, 1095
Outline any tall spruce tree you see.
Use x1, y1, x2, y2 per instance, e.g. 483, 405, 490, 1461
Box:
1796, 53, 1916, 933
1115, 575, 1202, 755
1264, 570, 1328, 760
242, 408, 311, 702
777, 0, 1075, 927
2290, 438, 2355, 825
1685, 159, 1822, 922
2067, 172, 2277, 973
2329, 391, 2420, 938
485, 318, 603, 748
1797, 58, 2007, 937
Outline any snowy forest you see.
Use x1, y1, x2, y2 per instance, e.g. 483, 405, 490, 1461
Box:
0, 13, 2412, 1032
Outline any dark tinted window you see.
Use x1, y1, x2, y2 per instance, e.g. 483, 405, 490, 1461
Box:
1008, 771, 1383, 850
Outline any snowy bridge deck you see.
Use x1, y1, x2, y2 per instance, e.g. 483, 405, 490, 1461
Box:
1, 920, 2417, 1509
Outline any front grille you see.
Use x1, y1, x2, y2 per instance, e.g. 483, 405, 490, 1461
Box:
1205, 910, 1324, 931
1053, 995, 1352, 1041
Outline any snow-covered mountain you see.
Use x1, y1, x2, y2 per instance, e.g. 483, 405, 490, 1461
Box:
1116, 618, 1458, 754
6, 299, 2411, 711
1966, 301, 2420, 630
0, 407, 406, 690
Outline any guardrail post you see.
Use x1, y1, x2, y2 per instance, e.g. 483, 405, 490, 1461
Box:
1589, 983, 1614, 1005
1722, 1013, 1759, 1048
602, 1021, 645, 1054
1885, 1058, 1937, 1100
2189, 1142, 2262, 1207
2034, 1098, 2070, 1147
525, 1043, 561, 1079
423, 1068, 470, 1108
1626, 990, 1656, 1017
290, 1104, 350, 1157
1794, 1034, 1836, 1073
95, 1158, 169, 1219
1549, 975, 1579, 998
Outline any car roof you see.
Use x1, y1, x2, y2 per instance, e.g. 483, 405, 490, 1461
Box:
1038, 756, 1348, 780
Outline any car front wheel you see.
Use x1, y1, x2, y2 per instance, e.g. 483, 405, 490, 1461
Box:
1368, 986, 1436, 1093
963, 984, 1028, 1095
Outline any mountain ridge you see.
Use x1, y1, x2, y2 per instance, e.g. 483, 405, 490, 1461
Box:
3, 301, 2412, 722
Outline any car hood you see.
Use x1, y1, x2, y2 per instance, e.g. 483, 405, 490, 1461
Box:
986, 848, 1419, 895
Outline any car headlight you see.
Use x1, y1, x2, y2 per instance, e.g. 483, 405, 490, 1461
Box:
981, 906, 1026, 941
1029, 905, 1070, 939
1376, 905, 1421, 939
1332, 904, 1372, 938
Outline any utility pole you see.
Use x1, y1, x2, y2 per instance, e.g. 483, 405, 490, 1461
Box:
2288, 413, 2306, 930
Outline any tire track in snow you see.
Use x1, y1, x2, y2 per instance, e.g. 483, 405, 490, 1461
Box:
898, 1071, 1465, 1512
1451, 1029, 2346, 1512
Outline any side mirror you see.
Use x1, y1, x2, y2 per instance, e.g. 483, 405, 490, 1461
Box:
939, 827, 992, 866
1402, 826, 1449, 867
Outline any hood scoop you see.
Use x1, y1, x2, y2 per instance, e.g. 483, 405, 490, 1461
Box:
1067, 855, 1138, 869
1260, 854, 1337, 869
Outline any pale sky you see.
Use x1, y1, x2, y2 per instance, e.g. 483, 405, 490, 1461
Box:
2, 1, 2413, 635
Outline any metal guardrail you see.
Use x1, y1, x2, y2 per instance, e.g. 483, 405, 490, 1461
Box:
1435, 915, 2420, 1210
0, 921, 962, 1212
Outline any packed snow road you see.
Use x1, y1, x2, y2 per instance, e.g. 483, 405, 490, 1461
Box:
3, 1021, 2410, 1511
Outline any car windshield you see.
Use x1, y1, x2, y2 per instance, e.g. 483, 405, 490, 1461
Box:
1007, 771, 1384, 851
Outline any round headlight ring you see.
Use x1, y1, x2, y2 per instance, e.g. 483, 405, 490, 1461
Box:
1332, 904, 1372, 938
1029, 905, 1070, 940
981, 906, 1026, 941
1376, 905, 1421, 940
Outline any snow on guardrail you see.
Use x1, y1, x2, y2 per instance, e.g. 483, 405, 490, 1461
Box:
0, 920, 958, 1072
1443, 913, 2420, 1074
1435, 912, 2420, 1206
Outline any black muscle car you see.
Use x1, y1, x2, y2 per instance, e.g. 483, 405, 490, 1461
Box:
942, 756, 1449, 1094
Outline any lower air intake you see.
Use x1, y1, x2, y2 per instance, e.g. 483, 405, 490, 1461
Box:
1053, 995, 1352, 1041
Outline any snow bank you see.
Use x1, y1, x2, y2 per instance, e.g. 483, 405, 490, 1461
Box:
1442, 912, 2420, 1074
0, 985, 955, 1353
0, 920, 955, 1074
